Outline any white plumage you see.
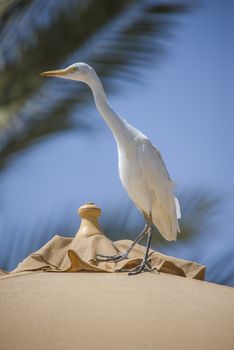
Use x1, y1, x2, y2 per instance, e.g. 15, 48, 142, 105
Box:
118, 130, 180, 241
41, 62, 181, 274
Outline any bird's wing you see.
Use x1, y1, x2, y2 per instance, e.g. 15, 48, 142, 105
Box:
138, 139, 180, 241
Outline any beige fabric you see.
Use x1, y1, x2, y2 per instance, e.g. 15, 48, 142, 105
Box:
0, 272, 233, 350
11, 234, 205, 280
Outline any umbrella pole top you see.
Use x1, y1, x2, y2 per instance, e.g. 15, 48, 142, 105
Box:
76, 202, 105, 238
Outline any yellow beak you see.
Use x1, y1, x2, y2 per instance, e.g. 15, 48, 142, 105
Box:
40, 68, 68, 77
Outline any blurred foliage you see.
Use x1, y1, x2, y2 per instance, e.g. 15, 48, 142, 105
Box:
104, 189, 222, 245
177, 189, 222, 240
1, 1, 231, 286
1, 188, 228, 284
0, 0, 190, 167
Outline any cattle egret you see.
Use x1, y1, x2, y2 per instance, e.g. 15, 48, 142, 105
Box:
41, 63, 181, 274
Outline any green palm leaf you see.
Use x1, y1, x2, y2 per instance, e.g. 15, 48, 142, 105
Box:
0, 0, 191, 167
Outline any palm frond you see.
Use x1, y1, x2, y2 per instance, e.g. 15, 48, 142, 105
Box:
178, 189, 222, 239
102, 189, 222, 247
0, 1, 191, 167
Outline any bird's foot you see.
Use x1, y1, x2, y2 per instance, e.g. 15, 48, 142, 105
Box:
123, 259, 157, 276
95, 252, 128, 263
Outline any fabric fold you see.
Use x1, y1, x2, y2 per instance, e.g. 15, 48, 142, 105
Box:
10, 234, 205, 280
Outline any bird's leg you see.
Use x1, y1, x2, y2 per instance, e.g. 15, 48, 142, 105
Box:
95, 223, 149, 263
127, 216, 155, 275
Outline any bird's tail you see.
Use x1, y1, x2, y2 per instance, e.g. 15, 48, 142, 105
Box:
151, 189, 181, 241
174, 196, 181, 219
174, 196, 181, 233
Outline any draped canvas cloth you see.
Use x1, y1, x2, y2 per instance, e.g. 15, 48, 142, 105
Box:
0, 269, 8, 276
10, 234, 205, 280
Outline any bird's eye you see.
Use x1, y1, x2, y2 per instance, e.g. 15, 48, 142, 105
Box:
72, 67, 78, 72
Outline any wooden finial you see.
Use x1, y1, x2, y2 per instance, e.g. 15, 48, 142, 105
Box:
75, 202, 105, 238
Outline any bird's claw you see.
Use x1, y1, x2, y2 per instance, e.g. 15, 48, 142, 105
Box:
95, 253, 128, 263
121, 259, 157, 275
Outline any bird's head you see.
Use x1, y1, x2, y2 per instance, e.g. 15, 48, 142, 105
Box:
40, 62, 95, 83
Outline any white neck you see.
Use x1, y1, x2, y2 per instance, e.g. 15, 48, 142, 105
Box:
86, 73, 133, 146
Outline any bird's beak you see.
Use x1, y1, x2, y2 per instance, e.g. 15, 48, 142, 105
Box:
40, 68, 68, 77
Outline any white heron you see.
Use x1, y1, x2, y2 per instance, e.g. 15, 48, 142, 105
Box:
41, 62, 181, 274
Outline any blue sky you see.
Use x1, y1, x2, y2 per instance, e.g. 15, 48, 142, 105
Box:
0, 0, 234, 282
